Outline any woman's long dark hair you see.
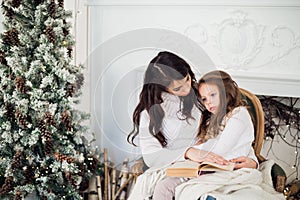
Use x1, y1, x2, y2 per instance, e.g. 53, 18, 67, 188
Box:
127, 51, 202, 147
197, 70, 246, 142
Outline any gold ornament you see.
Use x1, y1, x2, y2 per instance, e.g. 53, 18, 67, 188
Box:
62, 40, 68, 46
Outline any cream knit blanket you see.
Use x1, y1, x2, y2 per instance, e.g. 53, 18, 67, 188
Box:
127, 159, 285, 200
175, 159, 285, 200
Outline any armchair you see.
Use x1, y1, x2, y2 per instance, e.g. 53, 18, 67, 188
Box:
239, 88, 286, 192
128, 88, 287, 198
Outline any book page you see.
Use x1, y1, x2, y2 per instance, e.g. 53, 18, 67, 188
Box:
199, 161, 235, 171
168, 160, 200, 169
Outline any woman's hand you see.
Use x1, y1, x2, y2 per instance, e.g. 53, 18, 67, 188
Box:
229, 156, 258, 169
185, 147, 229, 165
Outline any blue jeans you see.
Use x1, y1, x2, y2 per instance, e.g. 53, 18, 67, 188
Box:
206, 196, 216, 200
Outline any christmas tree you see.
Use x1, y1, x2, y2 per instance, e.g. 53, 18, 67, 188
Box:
0, 0, 97, 199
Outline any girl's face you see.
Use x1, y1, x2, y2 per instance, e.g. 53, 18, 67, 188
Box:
199, 83, 220, 114
167, 74, 191, 97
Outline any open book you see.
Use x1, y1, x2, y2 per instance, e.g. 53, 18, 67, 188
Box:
166, 160, 235, 178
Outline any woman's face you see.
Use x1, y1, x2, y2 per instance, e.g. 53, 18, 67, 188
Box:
199, 83, 220, 114
167, 74, 191, 97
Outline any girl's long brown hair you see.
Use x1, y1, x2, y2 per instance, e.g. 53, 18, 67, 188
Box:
127, 51, 202, 147
197, 70, 246, 142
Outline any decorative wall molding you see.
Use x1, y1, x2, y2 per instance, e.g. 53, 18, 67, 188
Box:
182, 10, 300, 72
86, 0, 300, 7
210, 11, 300, 70
270, 26, 300, 63
212, 10, 265, 69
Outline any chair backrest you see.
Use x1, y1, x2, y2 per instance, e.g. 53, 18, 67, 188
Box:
239, 88, 266, 163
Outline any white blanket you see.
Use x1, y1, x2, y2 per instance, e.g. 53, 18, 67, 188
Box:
127, 167, 166, 200
175, 160, 286, 200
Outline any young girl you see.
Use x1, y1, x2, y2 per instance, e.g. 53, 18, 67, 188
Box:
174, 70, 283, 200
193, 70, 256, 163
127, 53, 257, 199
153, 70, 258, 200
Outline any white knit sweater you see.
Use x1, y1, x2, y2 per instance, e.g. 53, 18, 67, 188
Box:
193, 106, 257, 161
138, 92, 201, 169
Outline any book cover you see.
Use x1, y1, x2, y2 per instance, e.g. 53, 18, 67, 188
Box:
166, 160, 235, 178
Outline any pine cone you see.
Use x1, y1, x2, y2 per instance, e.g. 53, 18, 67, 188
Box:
58, 0, 64, 8
11, 150, 22, 170
2, 28, 20, 46
48, 0, 56, 18
54, 152, 75, 163
67, 46, 72, 58
45, 26, 55, 44
77, 163, 86, 176
62, 19, 69, 36
15, 110, 28, 128
62, 28, 69, 37
24, 165, 35, 184
14, 190, 22, 200
61, 110, 72, 131
11, 0, 22, 8
39, 120, 54, 155
86, 156, 98, 172
0, 50, 7, 65
66, 83, 75, 97
42, 129, 52, 141
65, 171, 76, 186
0, 176, 14, 195
5, 103, 15, 120
38, 120, 47, 134
39, 167, 50, 176
1, 3, 14, 18
4, 7, 14, 19
15, 76, 26, 94
44, 111, 56, 126
44, 139, 54, 155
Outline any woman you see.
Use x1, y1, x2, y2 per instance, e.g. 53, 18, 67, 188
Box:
127, 52, 257, 200
127, 51, 204, 169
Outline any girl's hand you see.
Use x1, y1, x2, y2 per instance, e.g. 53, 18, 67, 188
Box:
185, 147, 229, 165
229, 156, 258, 169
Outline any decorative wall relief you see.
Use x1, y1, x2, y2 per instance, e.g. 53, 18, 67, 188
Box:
213, 10, 265, 69
183, 9, 300, 74
184, 10, 300, 72
270, 26, 300, 63
184, 24, 208, 44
